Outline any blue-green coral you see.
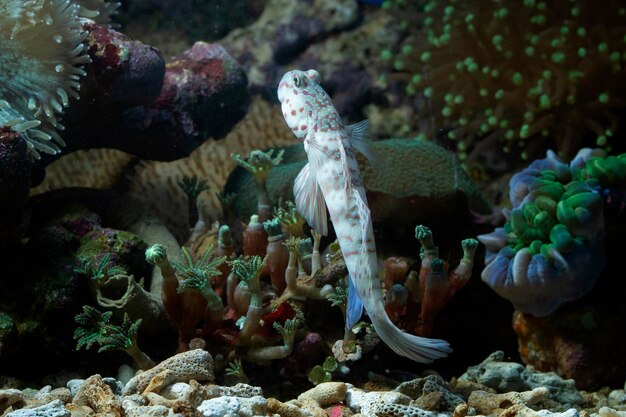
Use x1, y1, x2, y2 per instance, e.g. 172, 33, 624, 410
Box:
478, 148, 626, 316
0, 0, 90, 158
383, 0, 626, 161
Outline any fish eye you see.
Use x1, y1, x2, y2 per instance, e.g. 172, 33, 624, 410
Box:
293, 75, 301, 87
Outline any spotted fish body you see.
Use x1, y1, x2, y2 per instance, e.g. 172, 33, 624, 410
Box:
277, 69, 452, 363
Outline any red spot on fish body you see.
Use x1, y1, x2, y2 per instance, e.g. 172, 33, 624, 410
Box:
301, 124, 307, 130
291, 110, 296, 116
299, 107, 304, 113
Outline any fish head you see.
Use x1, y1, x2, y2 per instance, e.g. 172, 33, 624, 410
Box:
277, 69, 320, 140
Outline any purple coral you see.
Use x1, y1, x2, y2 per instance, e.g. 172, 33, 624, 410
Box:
479, 150, 606, 316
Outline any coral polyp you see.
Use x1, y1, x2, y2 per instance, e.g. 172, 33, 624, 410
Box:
0, 0, 90, 158
73, 0, 120, 24
386, 0, 626, 162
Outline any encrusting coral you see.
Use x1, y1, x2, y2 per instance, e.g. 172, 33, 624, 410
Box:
383, 0, 626, 163
0, 0, 91, 158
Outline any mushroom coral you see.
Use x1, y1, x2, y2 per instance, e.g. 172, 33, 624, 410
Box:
0, 0, 90, 158
478, 148, 626, 316
384, 0, 626, 163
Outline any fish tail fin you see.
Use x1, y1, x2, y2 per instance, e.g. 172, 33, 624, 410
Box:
345, 277, 364, 331
370, 303, 452, 363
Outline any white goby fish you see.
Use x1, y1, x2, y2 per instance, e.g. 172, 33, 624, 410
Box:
277, 69, 452, 363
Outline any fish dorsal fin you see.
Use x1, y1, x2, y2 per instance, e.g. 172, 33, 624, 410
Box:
346, 120, 379, 165
293, 159, 328, 236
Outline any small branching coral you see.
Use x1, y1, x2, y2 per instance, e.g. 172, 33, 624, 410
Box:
74, 305, 154, 369
74, 253, 126, 288
383, 0, 626, 162
231, 149, 285, 221
477, 149, 624, 316
146, 243, 226, 349
178, 175, 209, 228
409, 225, 478, 336
0, 0, 90, 158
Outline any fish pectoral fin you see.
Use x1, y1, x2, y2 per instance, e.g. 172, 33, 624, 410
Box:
294, 162, 328, 235
346, 277, 364, 331
347, 120, 380, 166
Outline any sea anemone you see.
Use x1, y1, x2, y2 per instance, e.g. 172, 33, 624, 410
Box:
0, 0, 90, 158
384, 0, 626, 162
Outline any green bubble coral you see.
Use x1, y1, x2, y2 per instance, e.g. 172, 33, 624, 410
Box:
0, 0, 90, 158
387, 0, 626, 162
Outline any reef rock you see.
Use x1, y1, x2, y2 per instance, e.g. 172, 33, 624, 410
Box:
459, 351, 583, 405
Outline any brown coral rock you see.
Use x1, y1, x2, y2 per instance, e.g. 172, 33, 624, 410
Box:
123, 349, 214, 395
72, 374, 124, 417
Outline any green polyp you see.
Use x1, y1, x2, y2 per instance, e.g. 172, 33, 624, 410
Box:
411, 74, 422, 85
560, 26, 569, 35
549, 224, 574, 251
597, 135, 607, 147
512, 72, 523, 85
598, 92, 610, 104
577, 27, 586, 37
551, 52, 565, 64
459, 117, 468, 126
598, 42, 608, 53
542, 70, 552, 79
505, 129, 515, 139
467, 62, 478, 73
577, 47, 586, 58
480, 123, 490, 133
424, 16, 433, 26
394, 60, 406, 71
456, 139, 465, 149
401, 44, 413, 55
539, 242, 556, 261
444, 5, 454, 15
534, 195, 557, 216
520, 124, 530, 138
424, 87, 433, 98
499, 119, 509, 128
524, 111, 534, 122
442, 106, 452, 117
479, 88, 488, 97
523, 0, 535, 7
525, 46, 535, 56
465, 13, 474, 23
482, 66, 490, 75
610, 52, 620, 62
510, 210, 539, 243
498, 7, 509, 18
421, 51, 431, 62
537, 2, 546, 10
454, 94, 464, 104
380, 49, 392, 61
522, 201, 540, 219
448, 131, 457, 140
535, 181, 566, 201
532, 14, 546, 25
444, 93, 454, 104
491, 69, 500, 78
566, 95, 576, 105
533, 210, 555, 238
571, 6, 580, 16
492, 34, 503, 47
